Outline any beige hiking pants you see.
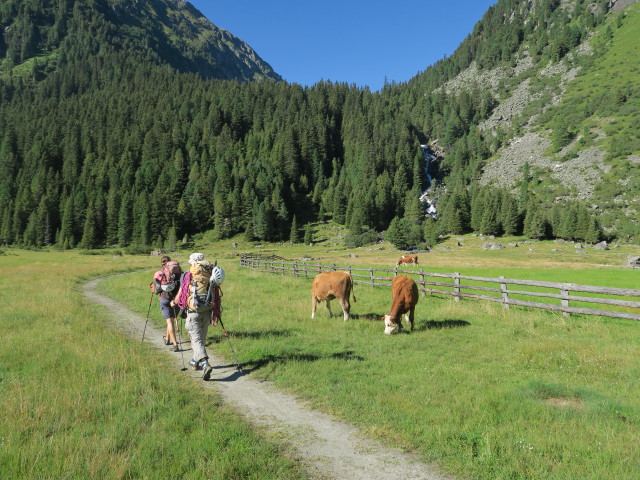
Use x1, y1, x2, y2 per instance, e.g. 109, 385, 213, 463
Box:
186, 310, 211, 363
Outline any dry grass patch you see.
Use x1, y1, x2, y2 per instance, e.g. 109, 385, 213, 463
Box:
544, 397, 585, 409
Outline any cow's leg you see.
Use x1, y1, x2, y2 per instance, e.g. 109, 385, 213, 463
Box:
408, 306, 415, 330
326, 299, 333, 317
340, 297, 350, 322
311, 296, 317, 319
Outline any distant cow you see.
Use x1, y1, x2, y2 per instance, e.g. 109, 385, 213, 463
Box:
396, 255, 418, 267
382, 275, 419, 334
311, 271, 356, 322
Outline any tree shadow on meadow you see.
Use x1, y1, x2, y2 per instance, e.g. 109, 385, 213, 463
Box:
205, 329, 293, 347
240, 350, 365, 376
221, 329, 295, 340
415, 319, 471, 331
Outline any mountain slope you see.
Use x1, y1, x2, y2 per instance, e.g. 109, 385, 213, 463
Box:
0, 0, 638, 251
387, 0, 639, 241
0, 0, 281, 81
480, 2, 639, 235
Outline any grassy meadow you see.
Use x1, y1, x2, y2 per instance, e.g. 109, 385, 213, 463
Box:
0, 250, 307, 480
98, 231, 640, 480
2, 232, 639, 480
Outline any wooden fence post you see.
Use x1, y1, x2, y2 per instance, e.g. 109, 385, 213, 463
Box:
419, 270, 426, 296
454, 272, 460, 302
333, 263, 336, 271
293, 261, 298, 278
370, 268, 374, 287
500, 275, 509, 309
561, 284, 571, 318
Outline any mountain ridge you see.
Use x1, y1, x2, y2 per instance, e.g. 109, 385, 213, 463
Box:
0, 0, 282, 82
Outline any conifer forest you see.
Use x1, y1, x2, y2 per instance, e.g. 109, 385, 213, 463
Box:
1, 0, 637, 251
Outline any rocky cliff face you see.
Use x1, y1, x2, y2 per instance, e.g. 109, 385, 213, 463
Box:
611, 0, 640, 13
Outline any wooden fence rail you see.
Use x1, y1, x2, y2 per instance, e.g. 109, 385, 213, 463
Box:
239, 254, 640, 322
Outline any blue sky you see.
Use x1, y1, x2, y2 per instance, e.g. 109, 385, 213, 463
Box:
189, 1, 498, 91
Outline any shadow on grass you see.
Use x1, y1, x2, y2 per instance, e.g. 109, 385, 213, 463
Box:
240, 350, 365, 376
350, 312, 382, 321
416, 319, 471, 331
223, 329, 295, 340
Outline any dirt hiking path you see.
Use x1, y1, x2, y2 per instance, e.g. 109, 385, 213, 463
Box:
84, 276, 457, 480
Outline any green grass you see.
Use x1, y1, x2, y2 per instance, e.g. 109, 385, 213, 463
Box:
0, 250, 307, 480
100, 236, 640, 480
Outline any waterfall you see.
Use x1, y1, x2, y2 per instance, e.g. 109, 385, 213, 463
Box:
419, 144, 438, 218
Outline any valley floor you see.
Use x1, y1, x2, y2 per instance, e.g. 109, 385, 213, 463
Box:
84, 275, 456, 480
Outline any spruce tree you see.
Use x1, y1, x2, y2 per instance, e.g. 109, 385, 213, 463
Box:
80, 204, 97, 249
585, 217, 602, 244
289, 215, 300, 243
500, 192, 519, 236
164, 225, 177, 252
304, 223, 313, 245
59, 196, 75, 248
385, 216, 411, 250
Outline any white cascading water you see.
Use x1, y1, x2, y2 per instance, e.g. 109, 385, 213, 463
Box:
419, 144, 437, 218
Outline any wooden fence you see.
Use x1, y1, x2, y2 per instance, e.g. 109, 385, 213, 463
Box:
240, 254, 640, 322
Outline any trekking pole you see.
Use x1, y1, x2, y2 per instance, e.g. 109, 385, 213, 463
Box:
217, 316, 242, 371
175, 306, 186, 371
141, 292, 154, 343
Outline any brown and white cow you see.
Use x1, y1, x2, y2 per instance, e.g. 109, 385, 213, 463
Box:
382, 274, 419, 334
396, 254, 418, 267
311, 271, 356, 322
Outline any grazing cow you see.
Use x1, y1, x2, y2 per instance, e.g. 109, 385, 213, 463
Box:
311, 271, 356, 322
396, 254, 418, 267
382, 275, 419, 334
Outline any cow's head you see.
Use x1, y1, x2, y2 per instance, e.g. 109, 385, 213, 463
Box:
382, 314, 401, 334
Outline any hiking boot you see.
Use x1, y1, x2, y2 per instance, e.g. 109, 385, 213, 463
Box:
202, 361, 213, 381
189, 359, 201, 370
171, 344, 180, 352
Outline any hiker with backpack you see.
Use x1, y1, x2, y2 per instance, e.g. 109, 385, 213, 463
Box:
171, 252, 224, 381
151, 255, 182, 352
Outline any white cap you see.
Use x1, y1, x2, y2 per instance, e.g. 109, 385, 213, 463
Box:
188, 252, 205, 265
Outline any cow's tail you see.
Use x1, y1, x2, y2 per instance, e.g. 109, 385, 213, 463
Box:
349, 274, 356, 303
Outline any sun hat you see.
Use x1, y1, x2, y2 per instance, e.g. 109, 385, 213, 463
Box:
188, 252, 205, 265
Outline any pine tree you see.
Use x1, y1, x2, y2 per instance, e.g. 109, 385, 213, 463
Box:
117, 194, 132, 247
480, 190, 501, 236
423, 217, 440, 248
164, 225, 177, 252
59, 196, 75, 248
585, 217, 602, 244
524, 203, 547, 239
304, 223, 313, 245
385, 216, 411, 250
518, 162, 531, 213
560, 205, 579, 241
80, 203, 97, 249
500, 191, 520, 236
289, 215, 300, 243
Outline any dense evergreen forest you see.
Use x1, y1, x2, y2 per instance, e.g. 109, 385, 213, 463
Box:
0, 0, 628, 251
